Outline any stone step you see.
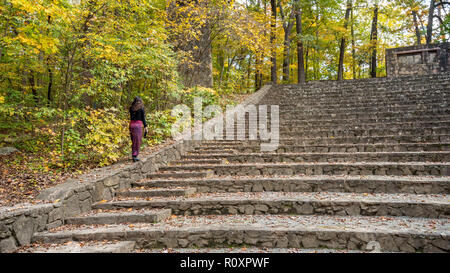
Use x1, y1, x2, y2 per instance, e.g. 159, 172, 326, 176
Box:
266, 92, 448, 100
225, 121, 450, 133
159, 162, 449, 176
276, 115, 450, 126
276, 86, 448, 96
281, 78, 448, 87
138, 247, 370, 253
282, 84, 450, 93
268, 109, 450, 120
282, 89, 449, 96
193, 143, 450, 153
276, 127, 449, 138
146, 170, 214, 179
275, 103, 448, 113
262, 113, 449, 123
65, 209, 172, 225
266, 93, 448, 101
133, 175, 450, 195
31, 215, 450, 252
91, 192, 450, 219
277, 121, 450, 131
116, 187, 196, 198
199, 135, 450, 145
267, 99, 449, 109
172, 159, 225, 165
214, 127, 450, 139
277, 86, 449, 96
17, 241, 136, 253
279, 84, 448, 92
191, 149, 237, 154
182, 152, 450, 163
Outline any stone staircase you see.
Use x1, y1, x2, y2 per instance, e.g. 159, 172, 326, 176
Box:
24, 74, 449, 253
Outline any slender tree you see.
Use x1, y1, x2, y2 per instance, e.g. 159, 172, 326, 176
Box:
279, 1, 295, 83
351, 3, 356, 79
426, 0, 435, 44
370, 1, 379, 78
337, 0, 352, 81
270, 0, 277, 84
412, 10, 422, 44
295, 0, 305, 84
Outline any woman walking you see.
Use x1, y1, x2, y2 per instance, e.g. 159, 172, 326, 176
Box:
129, 97, 148, 162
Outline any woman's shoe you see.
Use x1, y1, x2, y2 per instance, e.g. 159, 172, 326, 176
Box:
132, 156, 140, 162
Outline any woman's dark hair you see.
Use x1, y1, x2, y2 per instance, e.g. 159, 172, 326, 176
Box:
130, 96, 144, 112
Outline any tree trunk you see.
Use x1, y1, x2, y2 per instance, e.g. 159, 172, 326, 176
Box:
412, 10, 422, 45
47, 64, 53, 105
255, 56, 261, 90
337, 0, 352, 81
295, 0, 305, 84
351, 5, 356, 79
270, 0, 277, 84
305, 47, 309, 81
426, 0, 435, 45
282, 24, 293, 83
370, 3, 378, 78
29, 71, 38, 104
279, 1, 295, 83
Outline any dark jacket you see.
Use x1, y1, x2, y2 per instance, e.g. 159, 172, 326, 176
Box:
130, 108, 147, 128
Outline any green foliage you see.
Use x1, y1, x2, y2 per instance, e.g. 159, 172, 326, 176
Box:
146, 110, 176, 144
182, 86, 220, 109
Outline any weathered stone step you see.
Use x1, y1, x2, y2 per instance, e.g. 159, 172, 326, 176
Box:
146, 170, 214, 179
281, 77, 448, 87
160, 162, 449, 176
200, 135, 450, 146
277, 86, 448, 96
193, 143, 450, 153
116, 187, 196, 198
172, 159, 225, 165
277, 121, 450, 131
31, 215, 450, 252
276, 115, 450, 126
91, 192, 450, 219
191, 149, 237, 154
282, 86, 450, 94
281, 85, 450, 94
200, 134, 450, 146
268, 98, 449, 108
183, 152, 450, 163
216, 127, 450, 139
274, 127, 450, 138
17, 241, 136, 253
276, 103, 448, 114
227, 121, 450, 133
267, 92, 448, 100
65, 209, 172, 225
270, 109, 450, 120
139, 247, 370, 253
271, 96, 449, 105
282, 90, 449, 97
133, 175, 450, 195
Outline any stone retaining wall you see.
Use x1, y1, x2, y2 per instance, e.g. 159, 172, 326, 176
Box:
386, 43, 449, 77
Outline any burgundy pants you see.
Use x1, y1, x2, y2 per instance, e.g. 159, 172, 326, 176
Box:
129, 120, 143, 157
